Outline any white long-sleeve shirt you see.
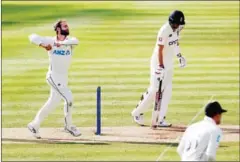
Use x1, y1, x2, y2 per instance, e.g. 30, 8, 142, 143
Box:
177, 116, 222, 161
151, 22, 181, 73
28, 34, 79, 78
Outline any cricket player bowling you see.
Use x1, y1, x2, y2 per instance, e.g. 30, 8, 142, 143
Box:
177, 101, 227, 161
27, 20, 81, 138
131, 10, 187, 127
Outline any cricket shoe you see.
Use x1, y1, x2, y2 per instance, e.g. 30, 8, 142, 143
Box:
27, 122, 41, 139
64, 125, 81, 137
158, 117, 172, 127
133, 113, 145, 126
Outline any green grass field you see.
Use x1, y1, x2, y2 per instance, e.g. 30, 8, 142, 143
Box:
2, 1, 239, 161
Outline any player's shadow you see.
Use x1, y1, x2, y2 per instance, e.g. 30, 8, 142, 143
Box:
219, 145, 229, 148
123, 141, 179, 147
3, 138, 230, 147
3, 138, 110, 145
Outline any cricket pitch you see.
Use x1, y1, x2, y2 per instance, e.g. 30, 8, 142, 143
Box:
2, 125, 239, 144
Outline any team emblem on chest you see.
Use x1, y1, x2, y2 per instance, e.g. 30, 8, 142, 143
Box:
52, 45, 71, 56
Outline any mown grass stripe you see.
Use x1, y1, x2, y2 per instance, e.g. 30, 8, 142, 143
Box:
3, 102, 239, 115
2, 99, 239, 108
2, 77, 239, 85
2, 91, 238, 100
2, 57, 239, 63
3, 83, 239, 89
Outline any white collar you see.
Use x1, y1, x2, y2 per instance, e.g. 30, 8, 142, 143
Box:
55, 36, 68, 41
204, 116, 217, 125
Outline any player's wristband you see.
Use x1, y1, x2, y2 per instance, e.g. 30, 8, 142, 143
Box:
159, 65, 164, 68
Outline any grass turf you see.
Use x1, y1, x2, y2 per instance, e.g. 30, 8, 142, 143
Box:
2, 1, 239, 161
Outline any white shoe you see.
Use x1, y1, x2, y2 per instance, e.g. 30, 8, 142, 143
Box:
133, 113, 145, 126
64, 125, 81, 137
158, 117, 172, 127
27, 122, 41, 139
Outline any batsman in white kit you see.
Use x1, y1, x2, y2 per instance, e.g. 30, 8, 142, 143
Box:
131, 10, 187, 127
177, 101, 227, 161
27, 20, 81, 138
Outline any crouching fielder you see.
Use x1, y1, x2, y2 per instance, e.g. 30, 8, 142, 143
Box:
131, 10, 186, 127
177, 101, 227, 161
27, 20, 81, 138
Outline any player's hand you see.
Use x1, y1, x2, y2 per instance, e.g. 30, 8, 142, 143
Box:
44, 44, 52, 51
177, 53, 186, 68
155, 65, 165, 80
40, 44, 52, 51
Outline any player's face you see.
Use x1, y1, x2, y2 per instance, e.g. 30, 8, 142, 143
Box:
214, 114, 222, 125
60, 21, 69, 36
171, 23, 179, 30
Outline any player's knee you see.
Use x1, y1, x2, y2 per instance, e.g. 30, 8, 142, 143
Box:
67, 101, 73, 107
65, 94, 73, 107
64, 99, 73, 107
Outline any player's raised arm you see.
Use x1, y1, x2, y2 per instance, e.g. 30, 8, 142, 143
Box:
29, 33, 54, 51
61, 37, 79, 46
29, 33, 53, 46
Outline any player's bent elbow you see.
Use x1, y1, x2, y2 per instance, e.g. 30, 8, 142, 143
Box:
28, 34, 35, 42
28, 34, 41, 45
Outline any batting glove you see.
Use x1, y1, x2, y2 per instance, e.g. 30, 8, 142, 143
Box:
155, 65, 165, 80
177, 53, 186, 68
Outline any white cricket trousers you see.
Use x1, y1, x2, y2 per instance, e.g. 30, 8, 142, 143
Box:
31, 74, 73, 129
131, 69, 173, 122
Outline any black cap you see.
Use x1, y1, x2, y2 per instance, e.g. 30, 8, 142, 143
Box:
205, 101, 227, 117
169, 10, 185, 25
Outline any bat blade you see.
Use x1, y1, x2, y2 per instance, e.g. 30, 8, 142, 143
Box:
151, 79, 162, 128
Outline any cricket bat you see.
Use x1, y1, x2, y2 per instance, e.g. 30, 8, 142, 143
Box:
151, 78, 163, 128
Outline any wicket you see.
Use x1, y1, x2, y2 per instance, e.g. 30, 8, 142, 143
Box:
96, 86, 101, 135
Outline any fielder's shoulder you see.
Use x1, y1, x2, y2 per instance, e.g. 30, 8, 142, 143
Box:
213, 126, 222, 135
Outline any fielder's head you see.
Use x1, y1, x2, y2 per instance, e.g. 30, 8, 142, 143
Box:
205, 101, 227, 125
54, 19, 70, 36
169, 10, 185, 30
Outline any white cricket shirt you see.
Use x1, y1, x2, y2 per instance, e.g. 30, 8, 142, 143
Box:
151, 22, 181, 72
29, 34, 79, 78
177, 116, 222, 161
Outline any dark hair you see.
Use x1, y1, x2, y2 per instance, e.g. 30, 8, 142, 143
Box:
54, 19, 65, 34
